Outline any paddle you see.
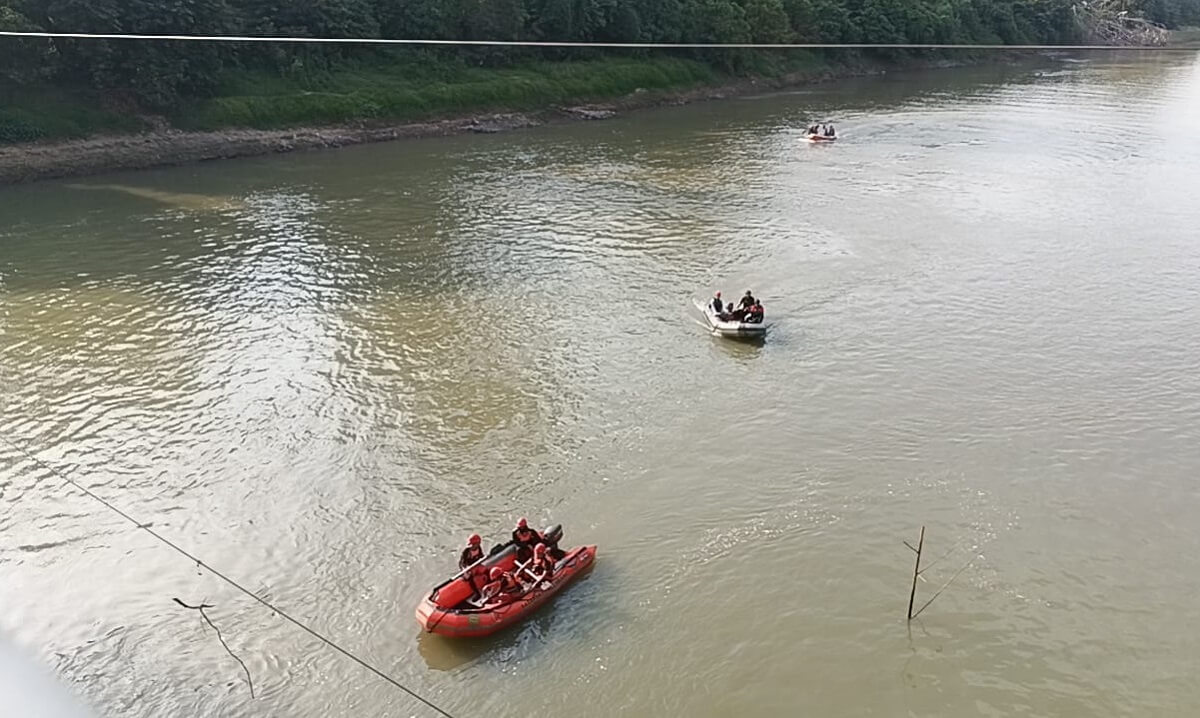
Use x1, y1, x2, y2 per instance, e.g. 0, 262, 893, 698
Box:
478, 559, 534, 605
445, 552, 491, 585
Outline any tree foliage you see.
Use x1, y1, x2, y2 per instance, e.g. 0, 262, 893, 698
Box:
1, 0, 1195, 106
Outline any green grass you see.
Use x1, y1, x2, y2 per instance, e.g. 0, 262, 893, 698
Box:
1168, 27, 1200, 47
0, 51, 850, 143
171, 56, 718, 132
0, 88, 146, 143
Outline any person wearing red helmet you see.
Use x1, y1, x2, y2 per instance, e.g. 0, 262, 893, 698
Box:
710, 291, 723, 314
479, 566, 505, 602
527, 543, 555, 583
465, 562, 490, 601
746, 299, 764, 324
481, 566, 523, 604
459, 533, 485, 570
512, 518, 544, 562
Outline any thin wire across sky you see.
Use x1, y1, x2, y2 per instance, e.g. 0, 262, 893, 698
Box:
0, 30, 1191, 50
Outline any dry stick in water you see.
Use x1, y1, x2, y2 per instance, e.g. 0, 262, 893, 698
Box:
174, 598, 256, 698
910, 557, 975, 621
905, 526, 925, 621
916, 539, 965, 576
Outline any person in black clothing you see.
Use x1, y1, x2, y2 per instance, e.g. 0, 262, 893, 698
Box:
512, 517, 544, 561
739, 291, 756, 310
721, 301, 748, 322
825, 124, 836, 137
710, 291, 723, 314
459, 533, 485, 570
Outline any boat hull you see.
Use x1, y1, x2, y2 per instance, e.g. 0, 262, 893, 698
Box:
695, 299, 768, 338
805, 134, 837, 142
416, 545, 597, 638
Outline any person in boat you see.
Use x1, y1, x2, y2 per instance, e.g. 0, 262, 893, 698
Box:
526, 543, 555, 584
739, 290, 756, 311
808, 123, 819, 135
746, 299, 765, 324
481, 566, 524, 604
512, 517, 545, 561
825, 124, 836, 137
466, 563, 491, 600
459, 533, 486, 569
711, 291, 723, 314
720, 302, 748, 322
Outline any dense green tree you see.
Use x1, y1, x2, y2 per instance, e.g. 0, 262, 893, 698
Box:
689, 0, 752, 43
741, 0, 792, 43
373, 0, 454, 40
0, 0, 1183, 111
0, 1, 52, 84
1144, 0, 1200, 26
16, 0, 237, 106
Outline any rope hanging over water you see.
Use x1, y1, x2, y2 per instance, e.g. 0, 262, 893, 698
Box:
0, 434, 457, 718
0, 31, 1191, 51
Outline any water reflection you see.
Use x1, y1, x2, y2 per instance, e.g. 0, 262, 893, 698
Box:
3, 54, 1200, 718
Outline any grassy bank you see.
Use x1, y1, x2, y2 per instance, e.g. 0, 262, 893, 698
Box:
1168, 27, 1200, 46
176, 55, 734, 132
2, 54, 793, 144
0, 89, 146, 144
0, 51, 858, 145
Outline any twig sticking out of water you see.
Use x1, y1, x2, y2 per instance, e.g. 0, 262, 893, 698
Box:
916, 539, 964, 576
904, 528, 975, 621
905, 527, 925, 621
173, 598, 256, 698
910, 557, 975, 621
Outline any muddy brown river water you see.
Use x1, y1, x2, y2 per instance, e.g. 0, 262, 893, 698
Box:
3, 53, 1200, 717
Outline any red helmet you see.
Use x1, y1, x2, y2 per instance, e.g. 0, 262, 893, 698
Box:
468, 533, 481, 545
533, 543, 546, 557
517, 518, 528, 529
489, 567, 504, 580
715, 291, 721, 298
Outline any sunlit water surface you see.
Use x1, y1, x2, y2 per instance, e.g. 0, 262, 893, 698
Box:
3, 53, 1200, 717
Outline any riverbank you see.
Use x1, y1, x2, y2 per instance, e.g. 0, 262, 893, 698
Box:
0, 53, 990, 185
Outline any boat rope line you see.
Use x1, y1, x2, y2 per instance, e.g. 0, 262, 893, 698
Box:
0, 31, 1193, 51
0, 434, 457, 718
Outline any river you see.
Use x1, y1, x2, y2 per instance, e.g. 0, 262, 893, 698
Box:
3, 53, 1200, 717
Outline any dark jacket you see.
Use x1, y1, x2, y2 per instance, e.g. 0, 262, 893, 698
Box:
459, 545, 485, 570
512, 528, 543, 547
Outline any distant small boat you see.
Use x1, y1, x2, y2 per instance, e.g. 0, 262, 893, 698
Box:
694, 299, 768, 339
805, 133, 837, 142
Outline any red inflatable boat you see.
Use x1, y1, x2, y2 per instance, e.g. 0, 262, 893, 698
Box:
416, 525, 597, 638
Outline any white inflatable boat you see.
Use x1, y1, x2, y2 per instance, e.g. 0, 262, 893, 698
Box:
694, 299, 768, 338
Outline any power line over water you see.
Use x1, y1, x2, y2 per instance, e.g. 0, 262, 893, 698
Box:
0, 31, 1193, 50
0, 434, 458, 718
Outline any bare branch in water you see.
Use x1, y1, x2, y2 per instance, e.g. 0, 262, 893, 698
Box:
906, 527, 925, 621
910, 558, 975, 620
174, 598, 256, 698
917, 539, 965, 576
